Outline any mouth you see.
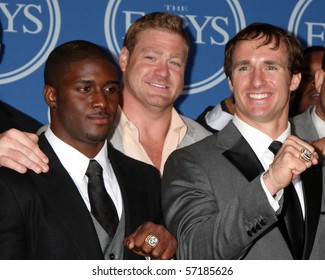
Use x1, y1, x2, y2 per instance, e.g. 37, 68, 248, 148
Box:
148, 82, 169, 89
87, 113, 110, 124
310, 92, 320, 98
248, 93, 270, 100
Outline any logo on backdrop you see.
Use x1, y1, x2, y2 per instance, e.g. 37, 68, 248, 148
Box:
288, 0, 325, 47
0, 0, 61, 84
104, 0, 245, 95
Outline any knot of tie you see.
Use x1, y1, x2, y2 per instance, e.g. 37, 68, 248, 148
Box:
86, 160, 103, 177
268, 140, 282, 156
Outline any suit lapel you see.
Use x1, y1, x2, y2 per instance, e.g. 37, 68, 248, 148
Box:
29, 135, 104, 259
301, 164, 323, 259
223, 136, 264, 181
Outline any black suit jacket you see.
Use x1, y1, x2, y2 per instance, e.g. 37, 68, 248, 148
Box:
0, 100, 42, 133
0, 134, 161, 259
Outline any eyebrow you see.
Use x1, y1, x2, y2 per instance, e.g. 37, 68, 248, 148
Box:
142, 47, 186, 59
73, 79, 119, 85
233, 59, 284, 68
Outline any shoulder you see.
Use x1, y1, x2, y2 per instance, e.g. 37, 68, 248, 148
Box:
290, 106, 316, 140
180, 115, 212, 141
107, 143, 160, 177
290, 107, 312, 124
0, 101, 42, 133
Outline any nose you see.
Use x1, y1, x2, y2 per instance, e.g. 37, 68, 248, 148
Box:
251, 69, 266, 88
91, 89, 107, 109
155, 61, 170, 78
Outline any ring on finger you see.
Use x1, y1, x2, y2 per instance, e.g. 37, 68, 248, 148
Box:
145, 234, 159, 248
299, 147, 312, 163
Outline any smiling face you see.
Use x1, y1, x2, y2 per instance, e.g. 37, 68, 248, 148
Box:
45, 58, 119, 157
119, 29, 187, 112
228, 38, 301, 130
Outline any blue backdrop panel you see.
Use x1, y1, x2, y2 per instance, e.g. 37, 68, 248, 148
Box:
0, 0, 324, 124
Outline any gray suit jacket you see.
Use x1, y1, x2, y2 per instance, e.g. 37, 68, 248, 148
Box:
290, 106, 320, 142
162, 121, 324, 259
108, 111, 211, 154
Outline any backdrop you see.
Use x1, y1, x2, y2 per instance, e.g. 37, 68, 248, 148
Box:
0, 0, 324, 124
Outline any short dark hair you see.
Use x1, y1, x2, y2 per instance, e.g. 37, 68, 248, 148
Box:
44, 40, 114, 87
224, 22, 303, 80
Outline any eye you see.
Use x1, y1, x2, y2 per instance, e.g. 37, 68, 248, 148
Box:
78, 86, 92, 93
266, 65, 277, 71
238, 66, 249, 72
170, 60, 182, 68
103, 86, 119, 94
144, 55, 156, 62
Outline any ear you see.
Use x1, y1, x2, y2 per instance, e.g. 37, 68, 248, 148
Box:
315, 69, 325, 93
119, 47, 129, 72
289, 73, 301, 91
227, 77, 234, 93
44, 85, 57, 109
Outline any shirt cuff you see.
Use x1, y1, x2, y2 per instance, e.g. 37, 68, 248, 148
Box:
260, 172, 283, 212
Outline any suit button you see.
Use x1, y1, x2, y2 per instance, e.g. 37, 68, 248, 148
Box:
260, 217, 267, 225
109, 254, 115, 260
256, 223, 262, 230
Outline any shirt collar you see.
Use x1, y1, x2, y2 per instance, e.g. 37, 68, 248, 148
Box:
44, 128, 111, 186
312, 106, 325, 138
232, 114, 290, 160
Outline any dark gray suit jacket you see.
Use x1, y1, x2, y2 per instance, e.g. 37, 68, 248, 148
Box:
0, 134, 161, 259
290, 106, 320, 142
162, 121, 323, 259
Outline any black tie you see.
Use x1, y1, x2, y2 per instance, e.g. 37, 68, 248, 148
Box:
86, 160, 119, 238
268, 141, 304, 259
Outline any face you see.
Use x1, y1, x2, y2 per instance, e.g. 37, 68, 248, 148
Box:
119, 29, 188, 111
295, 50, 324, 114
45, 58, 119, 156
315, 68, 325, 121
228, 38, 300, 129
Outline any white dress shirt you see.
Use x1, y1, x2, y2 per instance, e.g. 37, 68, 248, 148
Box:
232, 115, 305, 218
205, 102, 234, 131
45, 128, 123, 218
311, 106, 325, 138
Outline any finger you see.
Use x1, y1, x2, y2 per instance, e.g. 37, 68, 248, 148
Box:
16, 132, 49, 165
0, 149, 46, 174
124, 235, 135, 249
0, 156, 28, 174
284, 136, 318, 165
286, 135, 315, 154
1, 137, 49, 173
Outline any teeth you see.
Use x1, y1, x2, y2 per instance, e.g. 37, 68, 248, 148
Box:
150, 82, 167, 88
249, 93, 268, 99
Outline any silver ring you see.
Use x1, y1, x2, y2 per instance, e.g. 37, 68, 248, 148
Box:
145, 234, 159, 248
299, 148, 312, 163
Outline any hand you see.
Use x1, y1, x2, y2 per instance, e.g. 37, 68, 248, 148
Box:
0, 128, 49, 174
124, 221, 177, 260
263, 135, 318, 195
